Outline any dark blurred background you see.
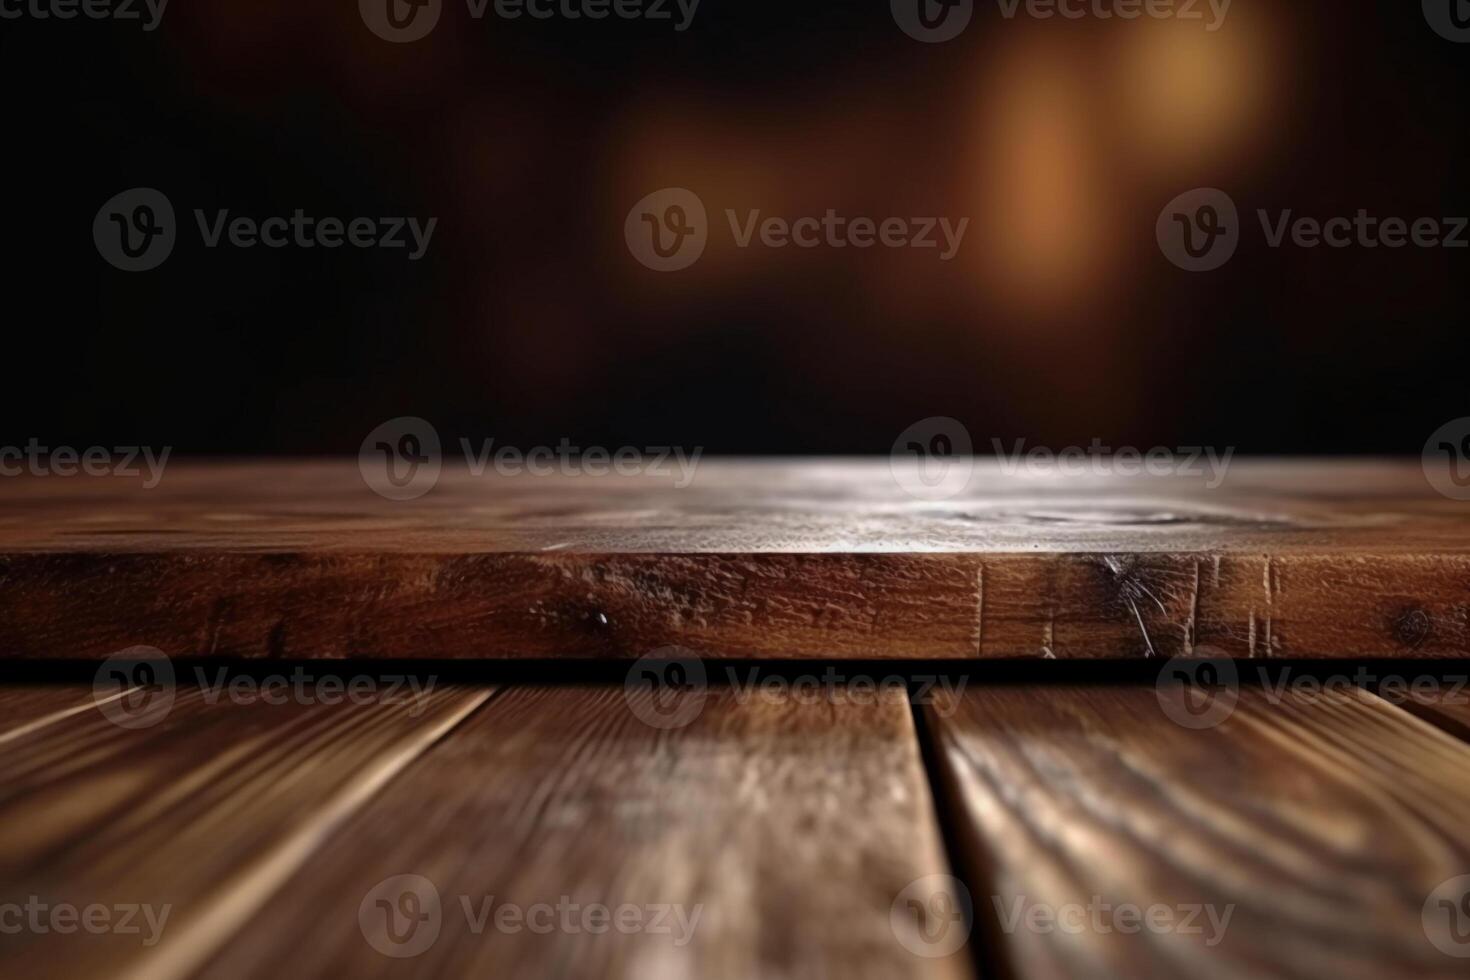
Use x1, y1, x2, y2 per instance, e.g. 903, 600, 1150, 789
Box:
3, 0, 1466, 455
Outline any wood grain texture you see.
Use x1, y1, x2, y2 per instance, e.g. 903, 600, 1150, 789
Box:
0, 681, 490, 980
0, 685, 114, 745
2, 459, 1468, 658
200, 684, 972, 980
924, 685, 1470, 979
1385, 680, 1470, 742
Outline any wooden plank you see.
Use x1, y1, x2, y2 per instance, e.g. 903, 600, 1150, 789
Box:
199, 684, 972, 980
0, 685, 119, 745
1, 459, 1468, 659
924, 684, 1470, 979
0, 681, 490, 980
1385, 682, 1470, 743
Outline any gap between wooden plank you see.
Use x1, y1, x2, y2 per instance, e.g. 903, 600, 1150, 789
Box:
1379, 682, 1470, 744
922, 683, 1470, 979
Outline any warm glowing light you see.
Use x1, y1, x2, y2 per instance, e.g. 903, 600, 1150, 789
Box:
971, 36, 1115, 314
1114, 15, 1275, 171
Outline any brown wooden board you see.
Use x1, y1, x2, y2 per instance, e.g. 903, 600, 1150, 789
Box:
0, 682, 490, 980
2, 459, 1468, 658
199, 684, 972, 980
1385, 680, 1470, 743
0, 685, 113, 745
923, 684, 1470, 979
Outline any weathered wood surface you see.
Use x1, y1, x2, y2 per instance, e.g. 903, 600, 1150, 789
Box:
1, 459, 1467, 658
200, 684, 971, 980
924, 684, 1470, 979
0, 681, 490, 980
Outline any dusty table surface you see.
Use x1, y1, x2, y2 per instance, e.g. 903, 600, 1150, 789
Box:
0, 458, 1467, 659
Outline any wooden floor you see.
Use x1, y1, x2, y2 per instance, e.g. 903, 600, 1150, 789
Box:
3, 671, 1470, 979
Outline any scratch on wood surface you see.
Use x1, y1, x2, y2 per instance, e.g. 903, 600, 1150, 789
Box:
1263, 556, 1276, 657
1104, 556, 1160, 658
1184, 559, 1201, 656
974, 562, 984, 658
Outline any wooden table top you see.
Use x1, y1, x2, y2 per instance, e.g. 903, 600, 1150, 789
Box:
1, 459, 1466, 659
